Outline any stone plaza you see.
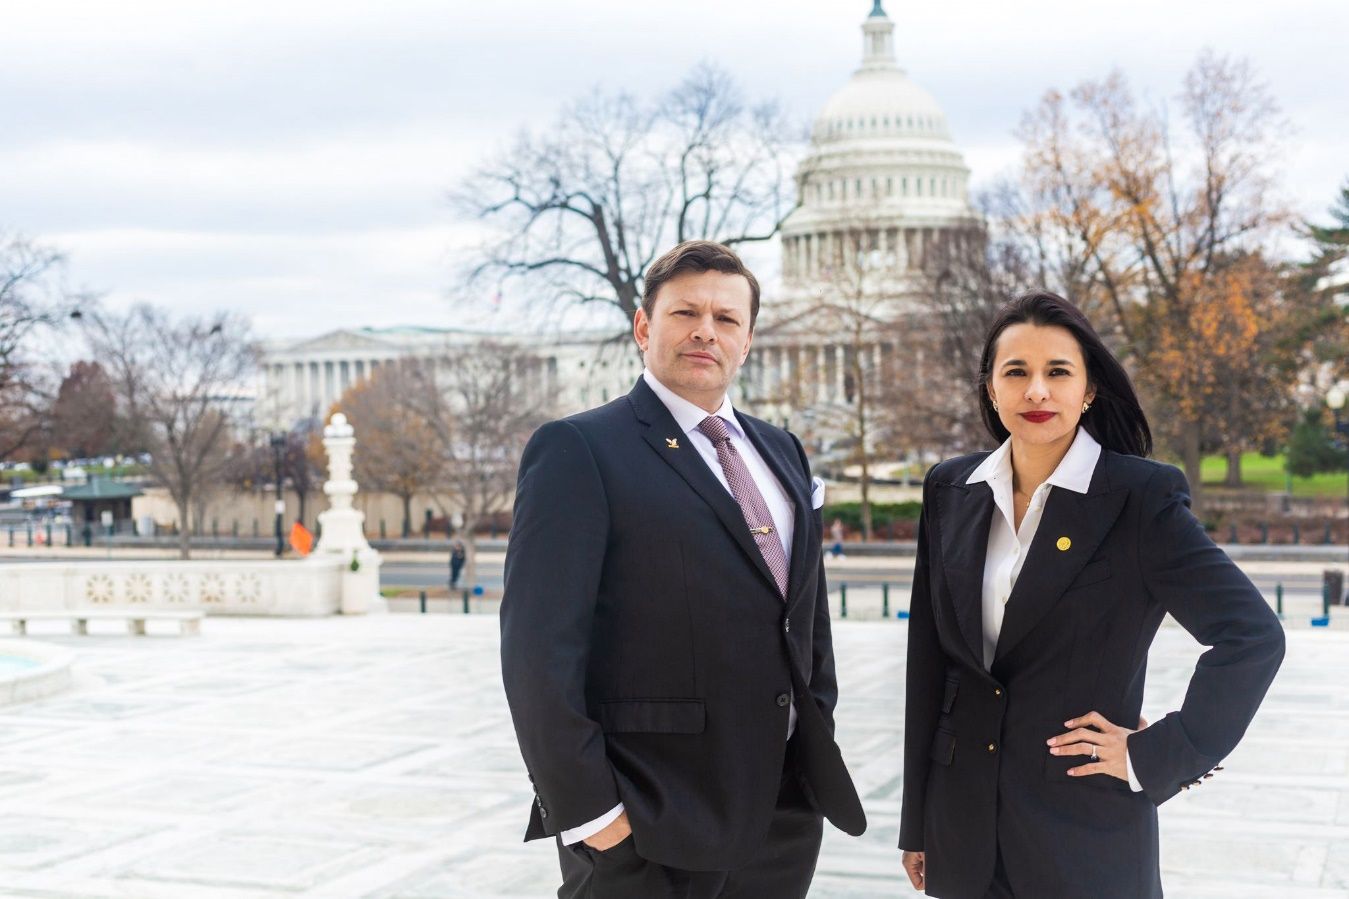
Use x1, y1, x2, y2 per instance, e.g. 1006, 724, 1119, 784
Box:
0, 607, 1347, 898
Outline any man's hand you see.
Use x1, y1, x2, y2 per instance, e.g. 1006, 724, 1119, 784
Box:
902, 850, 925, 890
1047, 711, 1148, 781
583, 810, 632, 851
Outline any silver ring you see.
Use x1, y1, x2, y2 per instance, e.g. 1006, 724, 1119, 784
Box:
1090, 747, 1099, 761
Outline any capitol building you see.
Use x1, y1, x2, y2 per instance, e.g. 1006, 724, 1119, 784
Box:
258, 2, 980, 455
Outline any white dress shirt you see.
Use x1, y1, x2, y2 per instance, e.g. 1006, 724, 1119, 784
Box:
965, 427, 1143, 792
560, 370, 799, 845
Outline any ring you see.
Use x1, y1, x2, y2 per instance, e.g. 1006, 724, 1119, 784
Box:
1090, 747, 1099, 761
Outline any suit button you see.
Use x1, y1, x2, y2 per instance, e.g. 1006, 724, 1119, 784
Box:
994, 688, 1003, 697
539, 807, 549, 818
776, 693, 791, 707
987, 742, 997, 753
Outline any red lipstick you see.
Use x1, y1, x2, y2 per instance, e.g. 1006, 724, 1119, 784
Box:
1020, 411, 1055, 423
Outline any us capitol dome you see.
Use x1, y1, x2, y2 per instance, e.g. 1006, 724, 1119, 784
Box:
743, 0, 982, 424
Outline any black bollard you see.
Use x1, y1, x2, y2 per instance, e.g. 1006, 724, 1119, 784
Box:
419, 590, 427, 614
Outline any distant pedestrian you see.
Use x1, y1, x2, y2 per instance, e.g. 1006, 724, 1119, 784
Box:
830, 517, 845, 558
449, 536, 467, 589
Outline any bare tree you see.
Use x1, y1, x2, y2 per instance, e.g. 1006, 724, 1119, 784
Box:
0, 234, 80, 460
402, 343, 557, 588
83, 304, 257, 558
455, 64, 800, 338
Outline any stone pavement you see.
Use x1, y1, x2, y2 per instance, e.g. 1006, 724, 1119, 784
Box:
0, 614, 1345, 898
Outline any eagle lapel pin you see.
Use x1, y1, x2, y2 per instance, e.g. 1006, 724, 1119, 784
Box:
666, 437, 680, 449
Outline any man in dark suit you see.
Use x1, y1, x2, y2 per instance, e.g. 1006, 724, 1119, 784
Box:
501, 240, 865, 898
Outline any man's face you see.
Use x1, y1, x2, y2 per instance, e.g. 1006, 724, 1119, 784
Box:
634, 269, 754, 413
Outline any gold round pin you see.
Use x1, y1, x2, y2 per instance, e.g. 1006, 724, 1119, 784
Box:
1056, 537, 1072, 551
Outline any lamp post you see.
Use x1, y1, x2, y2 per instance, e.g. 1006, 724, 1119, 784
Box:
1328, 384, 1349, 576
270, 432, 286, 557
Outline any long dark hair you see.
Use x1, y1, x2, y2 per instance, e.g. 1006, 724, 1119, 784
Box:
976, 291, 1152, 457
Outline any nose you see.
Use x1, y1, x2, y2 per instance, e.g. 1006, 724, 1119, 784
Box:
690, 314, 717, 343
1024, 375, 1050, 402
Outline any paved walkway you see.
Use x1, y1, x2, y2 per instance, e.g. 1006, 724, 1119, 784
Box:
0, 614, 1343, 898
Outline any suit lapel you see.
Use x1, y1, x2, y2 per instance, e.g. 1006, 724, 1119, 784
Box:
627, 379, 780, 596
736, 411, 812, 608
992, 459, 1128, 666
934, 477, 994, 666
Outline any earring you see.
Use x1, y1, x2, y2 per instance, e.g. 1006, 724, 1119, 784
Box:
991, 400, 999, 411
1082, 401, 1091, 413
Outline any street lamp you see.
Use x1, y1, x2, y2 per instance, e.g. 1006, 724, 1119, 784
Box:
1328, 384, 1349, 563
270, 432, 286, 557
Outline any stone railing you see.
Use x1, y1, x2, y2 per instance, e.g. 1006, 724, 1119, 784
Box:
0, 557, 346, 617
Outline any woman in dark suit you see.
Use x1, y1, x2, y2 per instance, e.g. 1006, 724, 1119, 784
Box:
899, 291, 1285, 898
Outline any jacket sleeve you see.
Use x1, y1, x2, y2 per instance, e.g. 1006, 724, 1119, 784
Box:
1126, 464, 1286, 806
500, 419, 620, 836
899, 466, 946, 851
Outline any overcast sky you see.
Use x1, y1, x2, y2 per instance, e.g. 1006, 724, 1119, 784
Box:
2, 0, 1344, 339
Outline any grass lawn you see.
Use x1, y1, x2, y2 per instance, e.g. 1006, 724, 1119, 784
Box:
1198, 452, 1347, 497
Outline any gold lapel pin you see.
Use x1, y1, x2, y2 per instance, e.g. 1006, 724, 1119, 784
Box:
1056, 537, 1072, 551
666, 437, 680, 449
751, 526, 774, 535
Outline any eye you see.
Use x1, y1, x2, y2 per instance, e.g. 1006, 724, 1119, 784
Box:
717, 316, 739, 325
673, 309, 694, 316
1003, 368, 1025, 377
1050, 368, 1071, 377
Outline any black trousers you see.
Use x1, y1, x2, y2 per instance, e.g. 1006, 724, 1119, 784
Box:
554, 761, 824, 899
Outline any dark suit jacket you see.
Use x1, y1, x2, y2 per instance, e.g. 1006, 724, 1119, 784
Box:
900, 448, 1285, 898
500, 377, 865, 872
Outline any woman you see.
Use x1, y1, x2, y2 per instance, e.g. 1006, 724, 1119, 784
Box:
898, 291, 1285, 897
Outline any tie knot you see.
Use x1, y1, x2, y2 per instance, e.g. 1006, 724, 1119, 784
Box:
697, 415, 731, 445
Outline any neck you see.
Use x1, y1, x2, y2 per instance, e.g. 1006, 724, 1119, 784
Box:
1009, 429, 1076, 496
681, 390, 726, 414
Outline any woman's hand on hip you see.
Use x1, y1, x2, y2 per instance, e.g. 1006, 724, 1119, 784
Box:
902, 850, 925, 890
1047, 710, 1147, 781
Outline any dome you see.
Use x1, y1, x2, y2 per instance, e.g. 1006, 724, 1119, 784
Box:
815, 70, 952, 143
812, 1, 954, 145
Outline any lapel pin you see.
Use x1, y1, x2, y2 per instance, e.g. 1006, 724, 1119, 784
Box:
666, 437, 680, 449
1056, 537, 1072, 551
751, 526, 774, 535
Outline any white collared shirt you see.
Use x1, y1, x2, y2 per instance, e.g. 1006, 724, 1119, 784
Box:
560, 370, 798, 845
965, 427, 1143, 792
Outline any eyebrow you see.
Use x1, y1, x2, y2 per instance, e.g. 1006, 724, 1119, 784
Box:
1001, 358, 1077, 366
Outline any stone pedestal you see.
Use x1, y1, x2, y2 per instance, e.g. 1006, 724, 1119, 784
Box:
314, 413, 383, 614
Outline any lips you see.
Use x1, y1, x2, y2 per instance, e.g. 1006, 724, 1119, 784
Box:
683, 352, 718, 364
1020, 411, 1056, 423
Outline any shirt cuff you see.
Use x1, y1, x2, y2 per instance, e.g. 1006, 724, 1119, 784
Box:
1125, 744, 1143, 792
559, 803, 625, 846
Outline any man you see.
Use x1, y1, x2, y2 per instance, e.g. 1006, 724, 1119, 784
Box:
501, 240, 865, 898
448, 536, 466, 589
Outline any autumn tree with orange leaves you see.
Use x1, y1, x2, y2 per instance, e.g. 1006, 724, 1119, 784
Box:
1000, 51, 1332, 501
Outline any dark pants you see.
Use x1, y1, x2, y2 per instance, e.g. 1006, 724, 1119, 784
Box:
554, 764, 823, 899
450, 560, 464, 587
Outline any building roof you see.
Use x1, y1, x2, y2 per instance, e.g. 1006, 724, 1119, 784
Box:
61, 480, 143, 501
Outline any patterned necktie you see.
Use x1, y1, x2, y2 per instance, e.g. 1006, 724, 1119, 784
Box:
697, 415, 790, 598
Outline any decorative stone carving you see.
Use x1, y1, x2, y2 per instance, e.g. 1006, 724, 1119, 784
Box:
314, 412, 382, 614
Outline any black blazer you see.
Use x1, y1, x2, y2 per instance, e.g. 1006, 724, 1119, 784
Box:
500, 377, 864, 872
900, 447, 1285, 898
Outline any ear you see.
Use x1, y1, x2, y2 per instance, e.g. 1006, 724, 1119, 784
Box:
739, 328, 754, 364
633, 308, 649, 353
1085, 382, 1097, 405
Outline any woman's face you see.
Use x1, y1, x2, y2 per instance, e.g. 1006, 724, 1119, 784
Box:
986, 322, 1095, 449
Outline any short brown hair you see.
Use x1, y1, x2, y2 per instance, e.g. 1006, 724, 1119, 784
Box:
641, 240, 761, 330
